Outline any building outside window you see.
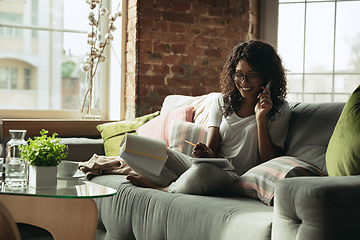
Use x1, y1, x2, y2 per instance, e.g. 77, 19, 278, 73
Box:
262, 0, 360, 103
0, 0, 123, 119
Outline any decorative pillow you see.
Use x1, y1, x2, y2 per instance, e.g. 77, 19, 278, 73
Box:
97, 111, 160, 156
136, 105, 194, 147
228, 156, 325, 206
326, 85, 360, 176
168, 120, 208, 156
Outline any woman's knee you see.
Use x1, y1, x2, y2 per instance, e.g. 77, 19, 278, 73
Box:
168, 163, 235, 195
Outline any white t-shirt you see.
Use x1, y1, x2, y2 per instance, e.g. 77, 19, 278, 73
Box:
207, 94, 291, 175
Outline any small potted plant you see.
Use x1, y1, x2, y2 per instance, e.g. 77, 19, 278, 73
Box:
19, 129, 68, 188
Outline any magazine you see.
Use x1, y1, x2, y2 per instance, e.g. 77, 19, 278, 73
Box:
119, 133, 167, 176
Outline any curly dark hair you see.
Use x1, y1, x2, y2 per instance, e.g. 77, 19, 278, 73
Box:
220, 40, 288, 120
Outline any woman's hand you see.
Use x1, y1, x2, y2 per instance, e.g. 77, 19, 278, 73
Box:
192, 142, 213, 158
255, 86, 273, 120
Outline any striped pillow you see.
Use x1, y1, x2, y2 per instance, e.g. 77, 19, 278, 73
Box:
228, 156, 325, 206
168, 120, 208, 156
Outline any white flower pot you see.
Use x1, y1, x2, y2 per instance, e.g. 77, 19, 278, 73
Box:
29, 165, 57, 189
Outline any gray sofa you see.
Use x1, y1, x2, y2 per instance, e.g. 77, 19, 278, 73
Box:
80, 94, 359, 240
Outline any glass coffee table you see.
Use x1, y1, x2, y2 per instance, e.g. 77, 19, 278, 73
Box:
0, 177, 116, 240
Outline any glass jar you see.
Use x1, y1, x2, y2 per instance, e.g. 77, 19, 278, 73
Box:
5, 130, 28, 188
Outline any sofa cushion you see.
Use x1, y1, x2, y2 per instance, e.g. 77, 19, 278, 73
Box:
137, 105, 194, 147
96, 111, 160, 156
228, 156, 325, 206
283, 102, 344, 174
168, 121, 208, 156
326, 85, 360, 176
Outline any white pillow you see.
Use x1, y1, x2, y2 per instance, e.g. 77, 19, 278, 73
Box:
168, 120, 208, 156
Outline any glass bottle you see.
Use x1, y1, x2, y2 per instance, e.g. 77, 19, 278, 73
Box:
5, 130, 28, 188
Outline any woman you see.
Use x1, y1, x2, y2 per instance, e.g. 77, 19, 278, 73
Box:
126, 40, 291, 195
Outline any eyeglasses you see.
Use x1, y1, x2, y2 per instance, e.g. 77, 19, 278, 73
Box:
232, 72, 261, 84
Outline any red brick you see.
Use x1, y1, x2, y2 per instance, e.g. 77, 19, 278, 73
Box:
160, 33, 190, 44
140, 8, 162, 20
154, 21, 168, 31
196, 16, 226, 27
170, 23, 186, 34
153, 42, 170, 53
193, 37, 227, 48
153, 64, 170, 75
173, 2, 191, 12
139, 63, 152, 73
140, 52, 162, 63
162, 55, 194, 65
220, 48, 232, 58
190, 66, 207, 76
163, 12, 195, 24
139, 40, 153, 52
171, 44, 187, 54
202, 77, 220, 87
209, 58, 225, 68
152, 85, 173, 97
207, 67, 220, 77
140, 19, 153, 29
140, 29, 159, 41
208, 6, 223, 18
188, 46, 204, 56
202, 28, 219, 37
139, 0, 154, 9
204, 48, 220, 57
187, 25, 201, 35
204, 0, 229, 8
167, 77, 201, 87
171, 65, 186, 76
139, 75, 165, 85
191, 3, 208, 15
224, 8, 237, 18
173, 87, 194, 95
154, 0, 173, 11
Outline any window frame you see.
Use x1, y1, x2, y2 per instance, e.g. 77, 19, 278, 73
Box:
0, 0, 126, 120
260, 0, 360, 103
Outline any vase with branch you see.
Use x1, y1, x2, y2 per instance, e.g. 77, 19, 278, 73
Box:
80, 0, 121, 119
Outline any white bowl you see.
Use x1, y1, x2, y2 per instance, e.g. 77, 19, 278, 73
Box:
57, 160, 79, 177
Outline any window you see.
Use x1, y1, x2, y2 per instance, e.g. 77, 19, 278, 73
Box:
0, 0, 124, 120
261, 0, 360, 103
0, 67, 17, 89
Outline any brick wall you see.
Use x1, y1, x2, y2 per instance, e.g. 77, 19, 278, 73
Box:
125, 0, 260, 118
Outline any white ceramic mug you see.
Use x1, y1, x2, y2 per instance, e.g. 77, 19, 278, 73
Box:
57, 160, 79, 177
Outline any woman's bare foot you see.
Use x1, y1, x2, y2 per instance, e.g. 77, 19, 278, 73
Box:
126, 174, 168, 192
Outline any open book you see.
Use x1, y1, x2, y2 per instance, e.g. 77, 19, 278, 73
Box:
119, 133, 167, 176
190, 158, 234, 171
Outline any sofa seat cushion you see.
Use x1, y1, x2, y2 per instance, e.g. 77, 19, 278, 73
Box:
91, 175, 273, 240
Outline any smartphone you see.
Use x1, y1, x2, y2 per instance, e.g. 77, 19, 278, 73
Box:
263, 81, 271, 93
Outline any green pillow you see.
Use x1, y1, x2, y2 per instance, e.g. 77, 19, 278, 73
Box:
326, 85, 360, 176
97, 111, 160, 156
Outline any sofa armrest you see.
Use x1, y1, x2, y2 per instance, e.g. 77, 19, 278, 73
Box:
272, 176, 360, 240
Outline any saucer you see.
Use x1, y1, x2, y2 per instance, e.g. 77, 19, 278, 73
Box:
57, 172, 85, 180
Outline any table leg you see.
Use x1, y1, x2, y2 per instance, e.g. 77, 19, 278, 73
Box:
0, 195, 98, 240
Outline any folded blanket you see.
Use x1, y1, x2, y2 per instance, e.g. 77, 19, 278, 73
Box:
79, 154, 137, 180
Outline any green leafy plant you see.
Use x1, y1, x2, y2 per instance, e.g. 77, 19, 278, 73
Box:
19, 129, 68, 167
